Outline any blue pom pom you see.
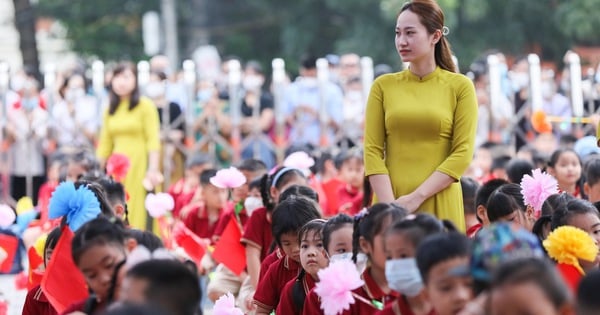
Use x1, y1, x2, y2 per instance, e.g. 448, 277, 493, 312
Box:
48, 182, 77, 219
48, 182, 101, 231
66, 186, 101, 231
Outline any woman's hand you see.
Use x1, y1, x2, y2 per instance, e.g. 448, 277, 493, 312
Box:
394, 192, 425, 213
143, 169, 164, 191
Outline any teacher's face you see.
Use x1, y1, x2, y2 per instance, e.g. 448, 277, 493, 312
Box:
112, 69, 137, 97
395, 10, 437, 64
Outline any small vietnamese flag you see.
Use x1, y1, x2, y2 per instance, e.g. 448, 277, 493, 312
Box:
212, 218, 246, 275
27, 246, 44, 290
173, 222, 207, 264
41, 226, 88, 313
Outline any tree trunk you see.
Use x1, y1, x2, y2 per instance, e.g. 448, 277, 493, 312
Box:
13, 0, 40, 84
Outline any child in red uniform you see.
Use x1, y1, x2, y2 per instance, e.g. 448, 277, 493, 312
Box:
334, 149, 364, 216
22, 227, 61, 315
376, 214, 456, 315
169, 154, 213, 218
303, 203, 405, 315
213, 159, 267, 240
253, 197, 322, 314
317, 151, 342, 216
207, 159, 267, 303
415, 232, 473, 315
547, 149, 583, 198
61, 217, 129, 315
467, 179, 507, 238
240, 166, 307, 311
277, 219, 328, 315
183, 169, 228, 245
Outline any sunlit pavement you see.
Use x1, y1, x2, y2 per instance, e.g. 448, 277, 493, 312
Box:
0, 275, 27, 315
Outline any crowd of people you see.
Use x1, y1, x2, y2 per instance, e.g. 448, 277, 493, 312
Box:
2, 0, 600, 314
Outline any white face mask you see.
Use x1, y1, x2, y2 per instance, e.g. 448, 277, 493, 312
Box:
345, 91, 363, 103
301, 77, 319, 88
243, 196, 263, 216
145, 82, 166, 99
329, 252, 368, 275
65, 88, 86, 103
242, 75, 264, 91
385, 258, 424, 297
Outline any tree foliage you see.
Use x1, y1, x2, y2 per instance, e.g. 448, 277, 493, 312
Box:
33, 0, 600, 71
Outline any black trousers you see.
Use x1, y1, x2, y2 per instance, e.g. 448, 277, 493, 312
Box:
10, 175, 45, 205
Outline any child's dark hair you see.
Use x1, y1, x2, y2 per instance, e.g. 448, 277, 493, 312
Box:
43, 227, 62, 264
74, 180, 116, 219
416, 232, 470, 283
385, 213, 457, 253
102, 303, 170, 315
506, 159, 534, 184
486, 183, 526, 223
260, 167, 306, 212
492, 257, 570, 310
474, 179, 508, 223
491, 155, 511, 172
333, 149, 363, 170
70, 150, 101, 175
292, 219, 327, 311
323, 213, 354, 254
200, 168, 218, 186
271, 197, 322, 247
127, 229, 164, 252
352, 203, 407, 263
71, 216, 128, 265
126, 259, 201, 315
460, 177, 479, 217
548, 148, 581, 169
248, 176, 262, 191
531, 193, 573, 240
550, 197, 599, 231
96, 177, 128, 223
584, 158, 600, 187
578, 269, 600, 315
238, 159, 267, 173
279, 185, 319, 204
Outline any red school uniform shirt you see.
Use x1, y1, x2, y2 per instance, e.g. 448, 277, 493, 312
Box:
322, 178, 345, 217
259, 247, 284, 281
277, 273, 317, 315
241, 207, 273, 260
337, 184, 364, 216
183, 205, 223, 245
375, 295, 436, 315
253, 255, 301, 312
303, 268, 399, 315
22, 285, 58, 315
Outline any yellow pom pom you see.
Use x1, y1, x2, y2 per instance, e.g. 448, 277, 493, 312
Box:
543, 226, 599, 275
16, 197, 35, 215
33, 233, 48, 257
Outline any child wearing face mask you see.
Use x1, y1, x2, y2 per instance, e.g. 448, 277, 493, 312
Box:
277, 219, 328, 315
303, 203, 406, 315
415, 232, 473, 315
376, 213, 456, 315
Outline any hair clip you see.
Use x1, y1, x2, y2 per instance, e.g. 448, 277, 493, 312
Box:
354, 208, 368, 220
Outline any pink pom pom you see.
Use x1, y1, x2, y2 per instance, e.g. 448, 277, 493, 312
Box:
0, 204, 16, 228
213, 292, 244, 315
315, 259, 365, 315
209, 167, 247, 189
521, 168, 559, 216
145, 193, 175, 218
284, 151, 315, 175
